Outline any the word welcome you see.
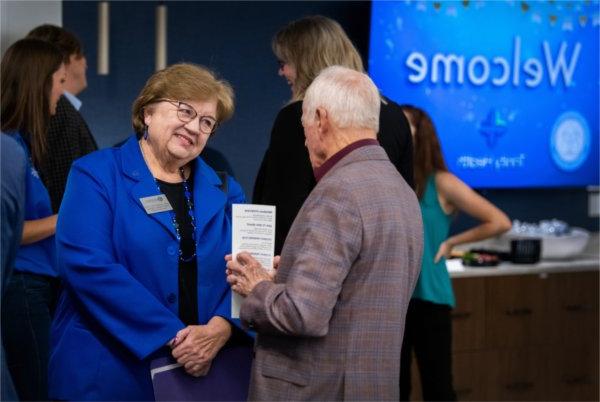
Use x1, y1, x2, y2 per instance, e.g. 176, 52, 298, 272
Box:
406, 36, 581, 88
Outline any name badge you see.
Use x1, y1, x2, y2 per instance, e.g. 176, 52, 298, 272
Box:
140, 195, 173, 214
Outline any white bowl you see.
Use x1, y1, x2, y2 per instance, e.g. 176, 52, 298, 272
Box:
455, 228, 592, 260
506, 228, 590, 259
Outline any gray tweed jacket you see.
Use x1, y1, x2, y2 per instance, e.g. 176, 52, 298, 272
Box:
241, 144, 423, 401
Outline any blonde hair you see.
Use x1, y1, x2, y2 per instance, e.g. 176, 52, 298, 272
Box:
272, 15, 364, 101
132, 63, 234, 134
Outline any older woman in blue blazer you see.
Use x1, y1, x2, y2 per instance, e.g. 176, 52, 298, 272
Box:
49, 64, 248, 400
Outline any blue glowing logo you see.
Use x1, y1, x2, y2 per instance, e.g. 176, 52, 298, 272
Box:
550, 111, 590, 171
479, 109, 508, 148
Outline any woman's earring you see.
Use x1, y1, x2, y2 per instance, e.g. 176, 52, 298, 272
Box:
143, 125, 149, 140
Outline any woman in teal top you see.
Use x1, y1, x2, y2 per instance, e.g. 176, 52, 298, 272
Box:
413, 175, 455, 308
399, 105, 511, 401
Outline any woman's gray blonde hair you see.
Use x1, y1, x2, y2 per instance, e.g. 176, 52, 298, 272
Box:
132, 63, 234, 135
272, 15, 364, 101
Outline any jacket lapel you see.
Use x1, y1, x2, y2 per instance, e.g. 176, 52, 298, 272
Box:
192, 157, 227, 237
121, 136, 177, 240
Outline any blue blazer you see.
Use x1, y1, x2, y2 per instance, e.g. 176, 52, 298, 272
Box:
49, 136, 246, 401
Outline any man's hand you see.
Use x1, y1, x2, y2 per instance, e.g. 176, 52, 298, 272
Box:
225, 252, 274, 296
171, 317, 232, 377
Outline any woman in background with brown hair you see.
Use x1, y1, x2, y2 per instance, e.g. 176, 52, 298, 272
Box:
399, 105, 511, 401
0, 38, 65, 401
253, 15, 414, 254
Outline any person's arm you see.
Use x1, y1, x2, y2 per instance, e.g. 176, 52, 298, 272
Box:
21, 214, 57, 245
397, 113, 415, 189
434, 171, 512, 262
252, 149, 269, 204
1, 135, 27, 294
237, 180, 362, 337
57, 160, 184, 360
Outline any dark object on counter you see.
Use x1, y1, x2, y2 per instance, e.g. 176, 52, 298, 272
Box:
510, 238, 541, 264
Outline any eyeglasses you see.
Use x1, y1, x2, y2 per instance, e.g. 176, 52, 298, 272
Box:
160, 99, 219, 135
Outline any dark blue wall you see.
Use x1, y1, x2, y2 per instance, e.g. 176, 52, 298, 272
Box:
63, 1, 598, 232
63, 1, 369, 196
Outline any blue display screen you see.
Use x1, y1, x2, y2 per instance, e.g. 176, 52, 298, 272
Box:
369, 0, 599, 188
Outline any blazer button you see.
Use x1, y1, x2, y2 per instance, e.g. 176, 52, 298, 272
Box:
167, 293, 176, 304
167, 246, 176, 255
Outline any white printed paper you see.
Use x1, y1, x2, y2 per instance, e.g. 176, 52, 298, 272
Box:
231, 204, 276, 318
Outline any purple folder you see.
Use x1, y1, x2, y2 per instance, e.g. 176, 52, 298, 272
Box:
150, 345, 253, 401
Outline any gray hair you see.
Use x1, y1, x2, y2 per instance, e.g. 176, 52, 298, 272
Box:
302, 66, 380, 132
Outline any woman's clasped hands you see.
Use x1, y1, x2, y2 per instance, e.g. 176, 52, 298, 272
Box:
170, 316, 232, 377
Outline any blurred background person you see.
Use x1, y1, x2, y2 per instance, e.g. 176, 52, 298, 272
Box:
399, 105, 511, 401
0, 38, 66, 401
27, 24, 98, 213
1, 133, 27, 401
49, 63, 251, 401
253, 15, 414, 254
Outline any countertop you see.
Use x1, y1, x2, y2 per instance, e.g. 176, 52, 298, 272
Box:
448, 232, 599, 278
447, 253, 599, 278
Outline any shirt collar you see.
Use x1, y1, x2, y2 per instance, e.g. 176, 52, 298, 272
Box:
63, 91, 82, 111
313, 138, 379, 182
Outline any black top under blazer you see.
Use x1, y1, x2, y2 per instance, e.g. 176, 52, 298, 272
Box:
253, 97, 415, 254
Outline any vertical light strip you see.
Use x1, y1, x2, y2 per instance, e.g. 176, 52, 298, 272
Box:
97, 1, 109, 75
155, 3, 167, 71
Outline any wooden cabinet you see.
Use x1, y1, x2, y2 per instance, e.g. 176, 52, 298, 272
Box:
547, 344, 599, 401
543, 271, 600, 401
485, 275, 547, 348
483, 348, 546, 401
546, 271, 599, 347
451, 278, 485, 351
452, 351, 486, 401
406, 270, 599, 401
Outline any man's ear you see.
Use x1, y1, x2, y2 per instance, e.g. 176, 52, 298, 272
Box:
315, 107, 329, 133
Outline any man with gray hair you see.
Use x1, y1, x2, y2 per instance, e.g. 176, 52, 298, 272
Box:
227, 66, 423, 400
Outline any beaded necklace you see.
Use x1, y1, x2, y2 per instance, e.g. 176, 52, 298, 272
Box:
140, 142, 197, 262
155, 168, 197, 262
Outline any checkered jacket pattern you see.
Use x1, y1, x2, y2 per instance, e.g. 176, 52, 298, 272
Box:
241, 145, 423, 401
41, 95, 97, 212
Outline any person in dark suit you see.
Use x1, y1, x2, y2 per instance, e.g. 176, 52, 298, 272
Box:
253, 15, 414, 254
0, 134, 27, 401
227, 66, 422, 400
27, 24, 98, 213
